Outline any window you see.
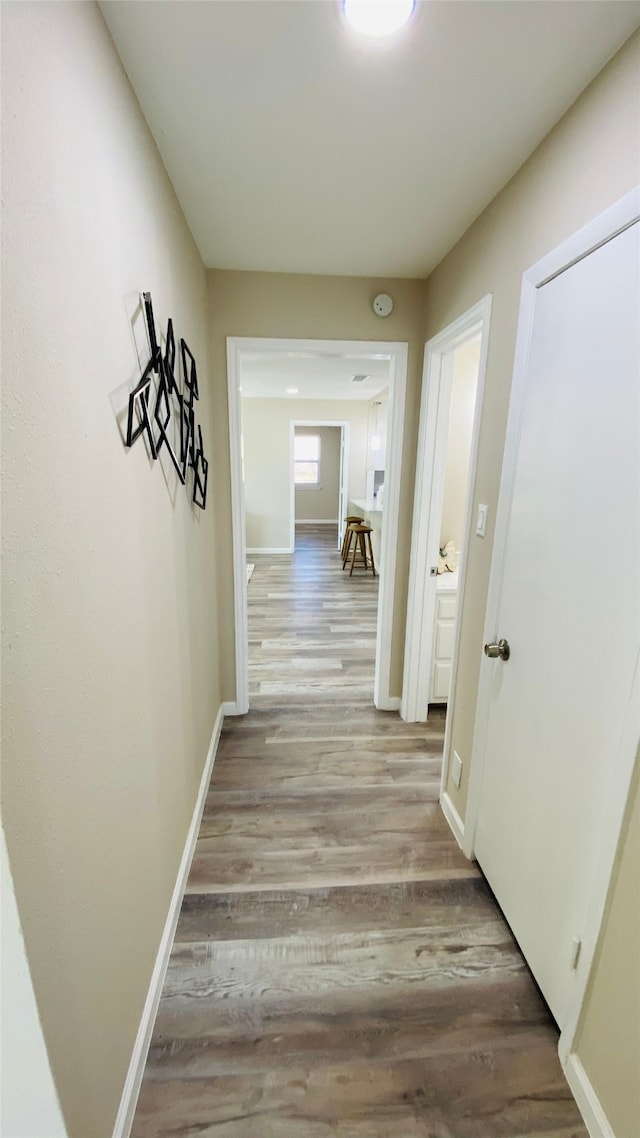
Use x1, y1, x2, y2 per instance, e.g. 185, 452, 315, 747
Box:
294, 433, 321, 485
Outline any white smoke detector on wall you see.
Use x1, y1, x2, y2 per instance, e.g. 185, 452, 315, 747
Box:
373, 293, 393, 317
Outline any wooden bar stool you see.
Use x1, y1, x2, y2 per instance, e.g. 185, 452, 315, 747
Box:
343, 523, 376, 577
342, 518, 364, 568
340, 516, 363, 561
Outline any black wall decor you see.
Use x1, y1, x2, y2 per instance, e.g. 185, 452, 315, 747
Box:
125, 293, 208, 509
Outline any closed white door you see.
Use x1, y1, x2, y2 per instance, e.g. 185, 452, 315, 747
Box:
475, 219, 640, 1026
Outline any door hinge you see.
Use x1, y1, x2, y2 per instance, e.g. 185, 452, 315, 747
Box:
570, 937, 582, 970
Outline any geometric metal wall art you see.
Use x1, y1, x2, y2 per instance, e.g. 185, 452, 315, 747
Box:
125, 292, 208, 509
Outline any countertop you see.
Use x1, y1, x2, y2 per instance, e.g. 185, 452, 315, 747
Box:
349, 497, 383, 515
436, 568, 459, 592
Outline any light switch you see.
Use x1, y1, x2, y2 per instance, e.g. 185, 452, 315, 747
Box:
476, 503, 488, 537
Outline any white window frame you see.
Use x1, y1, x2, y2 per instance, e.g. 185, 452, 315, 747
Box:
293, 432, 322, 487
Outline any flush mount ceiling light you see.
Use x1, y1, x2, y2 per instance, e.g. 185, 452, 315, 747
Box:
286, 387, 299, 395
343, 0, 416, 37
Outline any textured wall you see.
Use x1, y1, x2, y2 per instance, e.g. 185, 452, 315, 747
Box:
1, 4, 221, 1134
440, 338, 481, 550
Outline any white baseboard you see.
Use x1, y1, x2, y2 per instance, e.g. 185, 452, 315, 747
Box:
375, 695, 401, 711
398, 696, 426, 723
295, 519, 339, 525
245, 547, 292, 555
222, 700, 241, 716
563, 1054, 614, 1138
440, 790, 465, 851
112, 705, 224, 1138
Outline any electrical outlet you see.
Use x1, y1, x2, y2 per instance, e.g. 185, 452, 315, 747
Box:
451, 750, 463, 788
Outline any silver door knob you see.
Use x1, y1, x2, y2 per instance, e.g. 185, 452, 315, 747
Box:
484, 638, 510, 661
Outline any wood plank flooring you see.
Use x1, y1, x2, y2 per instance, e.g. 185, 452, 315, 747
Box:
132, 525, 587, 1137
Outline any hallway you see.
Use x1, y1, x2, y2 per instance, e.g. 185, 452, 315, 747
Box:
132, 527, 587, 1137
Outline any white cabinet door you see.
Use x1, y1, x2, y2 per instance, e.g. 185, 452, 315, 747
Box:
430, 592, 457, 704
475, 219, 640, 1026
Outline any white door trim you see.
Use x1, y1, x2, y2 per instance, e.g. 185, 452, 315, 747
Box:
463, 187, 640, 1072
289, 420, 350, 551
226, 338, 250, 715
401, 295, 491, 743
226, 337, 408, 714
563, 1054, 616, 1138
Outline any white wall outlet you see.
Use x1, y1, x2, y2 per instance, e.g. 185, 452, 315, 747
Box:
451, 750, 463, 788
476, 503, 488, 537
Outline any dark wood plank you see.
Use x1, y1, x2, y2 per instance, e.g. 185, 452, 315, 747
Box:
133, 1045, 585, 1138
176, 877, 499, 941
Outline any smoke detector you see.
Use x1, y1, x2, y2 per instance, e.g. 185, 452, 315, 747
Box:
373, 294, 394, 317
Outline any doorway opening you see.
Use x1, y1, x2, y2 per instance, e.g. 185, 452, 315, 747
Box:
401, 297, 491, 822
290, 421, 349, 552
227, 337, 408, 715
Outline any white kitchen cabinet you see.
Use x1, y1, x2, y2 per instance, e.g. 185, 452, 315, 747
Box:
430, 574, 458, 704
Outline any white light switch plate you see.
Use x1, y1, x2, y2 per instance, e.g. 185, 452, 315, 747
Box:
476, 503, 488, 537
451, 750, 463, 788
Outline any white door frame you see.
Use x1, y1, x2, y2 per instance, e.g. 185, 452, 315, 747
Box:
463, 188, 640, 1082
289, 420, 350, 550
226, 336, 408, 715
401, 296, 491, 742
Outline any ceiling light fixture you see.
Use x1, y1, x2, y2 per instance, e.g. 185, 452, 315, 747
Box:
343, 0, 415, 37
286, 387, 299, 395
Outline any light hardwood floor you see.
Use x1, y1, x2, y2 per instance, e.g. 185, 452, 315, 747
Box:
132, 525, 587, 1137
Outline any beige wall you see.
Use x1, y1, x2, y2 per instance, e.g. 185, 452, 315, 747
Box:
242, 399, 291, 550
575, 758, 640, 1138
1, 4, 221, 1136
295, 425, 342, 522
440, 337, 481, 550
210, 272, 426, 702
423, 30, 640, 817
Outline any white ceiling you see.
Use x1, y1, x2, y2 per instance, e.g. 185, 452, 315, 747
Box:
101, 1, 640, 278
239, 350, 390, 400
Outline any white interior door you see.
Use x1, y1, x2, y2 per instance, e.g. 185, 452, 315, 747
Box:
475, 218, 639, 1027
